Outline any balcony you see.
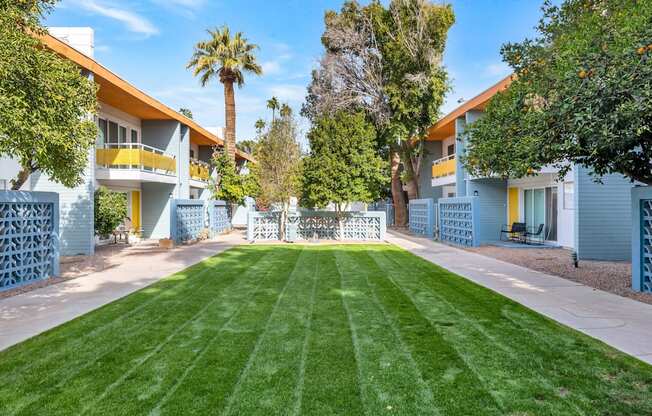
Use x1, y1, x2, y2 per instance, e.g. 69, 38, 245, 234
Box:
431, 154, 456, 187
96, 143, 177, 183
190, 158, 210, 183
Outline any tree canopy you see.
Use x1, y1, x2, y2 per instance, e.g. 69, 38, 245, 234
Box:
301, 111, 388, 212
302, 0, 454, 224
211, 152, 259, 206
1, 0, 98, 190
254, 113, 302, 212
464, 0, 652, 185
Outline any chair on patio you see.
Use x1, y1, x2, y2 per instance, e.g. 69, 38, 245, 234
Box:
524, 224, 545, 245
500, 222, 526, 242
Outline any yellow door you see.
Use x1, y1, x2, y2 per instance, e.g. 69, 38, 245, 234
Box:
508, 187, 519, 225
131, 190, 141, 234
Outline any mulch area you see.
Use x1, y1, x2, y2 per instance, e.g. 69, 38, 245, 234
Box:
466, 245, 652, 305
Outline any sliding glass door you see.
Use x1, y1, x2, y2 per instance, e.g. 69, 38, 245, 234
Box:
523, 187, 557, 241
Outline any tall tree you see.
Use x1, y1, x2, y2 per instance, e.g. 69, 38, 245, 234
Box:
266, 96, 280, 121
303, 0, 454, 225
254, 118, 266, 134
302, 111, 388, 237
280, 103, 292, 119
1, 0, 98, 190
188, 26, 262, 161
254, 111, 302, 239
464, 0, 652, 185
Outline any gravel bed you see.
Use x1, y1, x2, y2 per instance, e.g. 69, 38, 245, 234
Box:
466, 246, 652, 305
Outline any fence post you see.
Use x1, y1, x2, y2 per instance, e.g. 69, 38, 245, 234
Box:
632, 186, 652, 293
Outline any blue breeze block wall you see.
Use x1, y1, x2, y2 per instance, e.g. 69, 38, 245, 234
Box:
0, 191, 60, 291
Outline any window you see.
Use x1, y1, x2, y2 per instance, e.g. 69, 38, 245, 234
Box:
190, 149, 195, 159
563, 182, 574, 209
108, 121, 119, 143
98, 119, 107, 145
131, 129, 138, 143
447, 144, 455, 156
119, 126, 127, 143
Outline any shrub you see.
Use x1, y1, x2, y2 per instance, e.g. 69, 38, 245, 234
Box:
94, 186, 127, 237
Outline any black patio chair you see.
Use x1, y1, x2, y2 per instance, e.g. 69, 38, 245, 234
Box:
524, 224, 545, 245
500, 222, 526, 242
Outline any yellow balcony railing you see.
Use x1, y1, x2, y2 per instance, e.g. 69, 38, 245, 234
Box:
432, 155, 456, 178
96, 143, 176, 175
190, 158, 210, 182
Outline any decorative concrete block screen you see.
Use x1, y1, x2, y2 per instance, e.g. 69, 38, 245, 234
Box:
408, 199, 435, 238
0, 191, 59, 291
247, 211, 281, 241
208, 200, 231, 237
171, 199, 205, 243
632, 187, 652, 293
247, 211, 386, 241
369, 201, 394, 226
438, 196, 480, 247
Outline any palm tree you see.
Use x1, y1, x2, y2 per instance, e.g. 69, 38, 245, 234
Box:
254, 118, 266, 134
280, 103, 292, 119
187, 26, 262, 161
266, 96, 280, 121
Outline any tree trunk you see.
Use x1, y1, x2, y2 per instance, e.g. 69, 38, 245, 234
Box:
400, 143, 419, 200
223, 79, 237, 162
390, 151, 408, 227
10, 165, 34, 190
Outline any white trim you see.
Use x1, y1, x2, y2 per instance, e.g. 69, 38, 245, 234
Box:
95, 168, 177, 184
189, 179, 208, 189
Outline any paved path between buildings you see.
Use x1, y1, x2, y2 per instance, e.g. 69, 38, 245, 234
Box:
0, 231, 246, 351
387, 230, 652, 365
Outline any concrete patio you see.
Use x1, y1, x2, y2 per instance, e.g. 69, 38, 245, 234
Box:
0, 232, 245, 351
387, 230, 652, 365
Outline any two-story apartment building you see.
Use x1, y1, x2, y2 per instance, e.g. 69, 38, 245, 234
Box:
0, 28, 253, 256
418, 76, 634, 261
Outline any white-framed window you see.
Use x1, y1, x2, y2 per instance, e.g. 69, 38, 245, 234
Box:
131, 129, 138, 143
563, 182, 574, 209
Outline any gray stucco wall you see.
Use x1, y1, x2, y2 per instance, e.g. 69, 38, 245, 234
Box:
141, 182, 175, 239
468, 178, 508, 244
141, 120, 180, 155
177, 125, 190, 199
574, 166, 634, 261
418, 140, 443, 201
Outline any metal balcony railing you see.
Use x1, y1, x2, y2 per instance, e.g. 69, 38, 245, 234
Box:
96, 143, 176, 175
432, 154, 456, 178
190, 158, 210, 182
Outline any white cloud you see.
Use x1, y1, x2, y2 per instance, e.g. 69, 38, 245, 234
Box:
78, 1, 159, 36
484, 61, 511, 77
150, 0, 205, 17
261, 61, 282, 76
267, 84, 306, 103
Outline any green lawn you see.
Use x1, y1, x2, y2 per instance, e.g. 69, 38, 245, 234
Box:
0, 245, 651, 415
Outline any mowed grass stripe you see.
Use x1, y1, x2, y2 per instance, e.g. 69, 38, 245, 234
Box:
368, 246, 591, 415
8, 247, 288, 416
221, 245, 319, 415
345, 246, 502, 415
299, 247, 365, 415
150, 245, 303, 415
87, 247, 300, 416
370, 245, 652, 415
332, 247, 440, 415
2, 249, 267, 415
0, 247, 248, 378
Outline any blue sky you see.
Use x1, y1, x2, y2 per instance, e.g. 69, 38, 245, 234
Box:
46, 0, 546, 144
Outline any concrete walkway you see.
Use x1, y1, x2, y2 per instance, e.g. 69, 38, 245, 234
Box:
387, 230, 652, 365
0, 232, 246, 351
